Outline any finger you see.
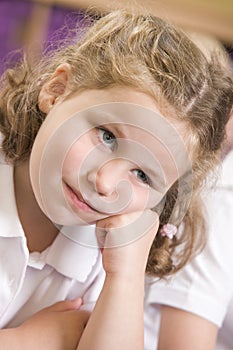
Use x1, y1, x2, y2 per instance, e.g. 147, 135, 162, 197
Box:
47, 298, 83, 312
66, 310, 91, 327
95, 225, 107, 249
96, 210, 159, 248
77, 310, 91, 325
97, 211, 141, 229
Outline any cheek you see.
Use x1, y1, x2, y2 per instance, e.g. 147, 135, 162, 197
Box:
126, 186, 151, 212
62, 137, 92, 177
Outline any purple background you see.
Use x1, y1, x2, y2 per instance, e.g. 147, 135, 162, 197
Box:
0, 0, 87, 75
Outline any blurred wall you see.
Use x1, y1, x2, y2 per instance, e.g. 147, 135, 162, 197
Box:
0, 0, 88, 75
0, 0, 232, 77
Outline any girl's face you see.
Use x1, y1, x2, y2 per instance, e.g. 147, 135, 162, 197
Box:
30, 86, 191, 228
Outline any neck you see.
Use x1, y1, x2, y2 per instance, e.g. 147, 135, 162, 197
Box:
14, 160, 59, 252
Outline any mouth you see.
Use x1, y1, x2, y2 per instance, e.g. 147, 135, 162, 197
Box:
63, 182, 97, 213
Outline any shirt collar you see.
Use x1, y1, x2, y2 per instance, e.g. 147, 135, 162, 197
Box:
0, 153, 25, 238
0, 152, 100, 282
45, 226, 100, 282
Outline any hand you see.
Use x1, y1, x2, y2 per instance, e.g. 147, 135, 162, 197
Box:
96, 210, 159, 278
75, 211, 159, 350
17, 298, 90, 350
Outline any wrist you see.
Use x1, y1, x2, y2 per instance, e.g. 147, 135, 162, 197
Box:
105, 270, 145, 288
105, 260, 147, 281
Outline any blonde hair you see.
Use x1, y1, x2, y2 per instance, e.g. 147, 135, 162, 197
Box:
0, 10, 232, 277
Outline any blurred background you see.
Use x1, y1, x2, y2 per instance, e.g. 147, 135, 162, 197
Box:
0, 0, 232, 76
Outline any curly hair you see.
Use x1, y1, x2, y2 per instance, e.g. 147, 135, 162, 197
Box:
0, 10, 232, 277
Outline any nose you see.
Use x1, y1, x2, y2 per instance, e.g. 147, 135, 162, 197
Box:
87, 160, 129, 197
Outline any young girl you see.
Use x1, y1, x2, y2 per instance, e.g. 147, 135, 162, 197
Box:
0, 9, 232, 350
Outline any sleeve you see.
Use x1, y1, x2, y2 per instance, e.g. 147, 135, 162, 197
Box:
144, 180, 233, 349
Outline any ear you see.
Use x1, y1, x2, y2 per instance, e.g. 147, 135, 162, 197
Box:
38, 63, 71, 113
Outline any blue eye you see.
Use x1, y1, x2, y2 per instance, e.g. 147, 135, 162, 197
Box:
98, 128, 117, 151
132, 169, 151, 185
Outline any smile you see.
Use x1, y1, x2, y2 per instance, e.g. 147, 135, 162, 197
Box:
63, 182, 97, 213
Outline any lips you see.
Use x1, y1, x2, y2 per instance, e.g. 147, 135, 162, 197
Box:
73, 188, 85, 203
64, 182, 96, 213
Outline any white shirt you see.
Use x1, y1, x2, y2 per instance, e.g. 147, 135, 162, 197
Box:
0, 151, 105, 328
144, 151, 233, 350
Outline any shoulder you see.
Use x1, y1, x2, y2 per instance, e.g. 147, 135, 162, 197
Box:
144, 153, 233, 327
